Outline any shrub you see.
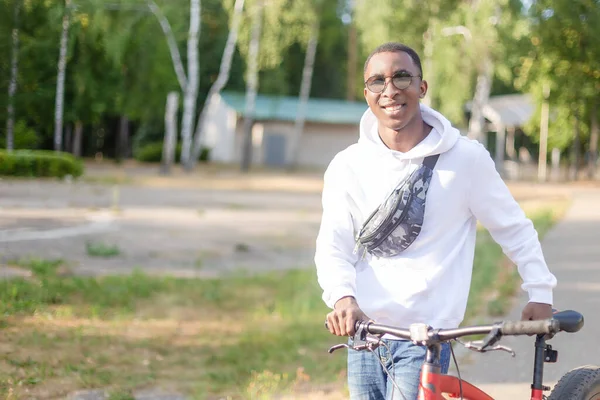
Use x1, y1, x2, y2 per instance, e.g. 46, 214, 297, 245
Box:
0, 121, 39, 149
133, 142, 211, 163
0, 150, 84, 178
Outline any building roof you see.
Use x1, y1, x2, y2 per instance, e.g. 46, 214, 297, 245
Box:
484, 93, 534, 129
220, 91, 368, 125
467, 93, 535, 130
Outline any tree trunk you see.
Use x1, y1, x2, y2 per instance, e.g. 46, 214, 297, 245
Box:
54, 1, 71, 152
146, 0, 187, 92
189, 0, 245, 169
506, 126, 516, 161
240, 0, 263, 172
287, 20, 319, 169
570, 106, 581, 181
161, 92, 179, 175
72, 120, 83, 157
422, 25, 435, 108
538, 84, 550, 182
346, 20, 357, 101
179, 0, 201, 168
117, 115, 129, 162
467, 56, 493, 143
589, 99, 598, 179
6, 0, 20, 151
65, 123, 72, 153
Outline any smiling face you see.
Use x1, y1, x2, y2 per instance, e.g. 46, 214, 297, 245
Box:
363, 51, 428, 138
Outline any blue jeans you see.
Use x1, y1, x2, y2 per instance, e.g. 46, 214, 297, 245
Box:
347, 339, 451, 400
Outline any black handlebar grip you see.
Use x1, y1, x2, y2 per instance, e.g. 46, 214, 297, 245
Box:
500, 319, 558, 335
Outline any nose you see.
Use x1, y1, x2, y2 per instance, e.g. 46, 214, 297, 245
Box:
382, 77, 399, 97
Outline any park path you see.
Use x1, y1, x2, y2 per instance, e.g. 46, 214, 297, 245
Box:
450, 186, 600, 398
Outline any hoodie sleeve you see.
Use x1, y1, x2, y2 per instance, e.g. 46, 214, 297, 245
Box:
315, 157, 360, 309
467, 144, 557, 305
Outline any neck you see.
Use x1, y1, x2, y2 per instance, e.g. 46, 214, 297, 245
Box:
379, 118, 432, 153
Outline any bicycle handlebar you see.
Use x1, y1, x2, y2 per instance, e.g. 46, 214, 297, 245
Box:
356, 318, 560, 343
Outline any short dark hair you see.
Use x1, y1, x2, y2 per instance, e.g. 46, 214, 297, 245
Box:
363, 42, 423, 78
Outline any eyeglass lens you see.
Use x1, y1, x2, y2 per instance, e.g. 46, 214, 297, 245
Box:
367, 75, 413, 93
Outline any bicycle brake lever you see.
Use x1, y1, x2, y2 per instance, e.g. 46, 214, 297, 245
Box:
328, 343, 351, 353
491, 345, 516, 357
461, 341, 516, 357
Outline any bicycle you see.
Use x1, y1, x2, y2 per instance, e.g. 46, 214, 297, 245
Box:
327, 310, 600, 399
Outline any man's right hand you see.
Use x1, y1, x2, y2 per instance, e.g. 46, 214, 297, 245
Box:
326, 296, 369, 336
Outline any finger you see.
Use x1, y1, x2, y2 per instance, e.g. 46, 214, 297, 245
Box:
332, 312, 344, 336
326, 313, 337, 335
346, 315, 355, 336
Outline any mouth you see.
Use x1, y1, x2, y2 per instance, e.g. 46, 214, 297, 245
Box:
380, 103, 406, 114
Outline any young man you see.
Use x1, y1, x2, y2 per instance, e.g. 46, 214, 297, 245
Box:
314, 42, 557, 400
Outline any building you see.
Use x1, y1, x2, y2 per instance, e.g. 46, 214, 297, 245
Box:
201, 91, 368, 168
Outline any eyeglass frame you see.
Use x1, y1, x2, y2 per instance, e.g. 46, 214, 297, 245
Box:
364, 73, 423, 94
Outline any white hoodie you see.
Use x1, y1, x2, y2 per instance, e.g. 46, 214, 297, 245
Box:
315, 104, 557, 330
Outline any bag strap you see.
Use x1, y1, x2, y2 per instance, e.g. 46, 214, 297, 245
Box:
423, 154, 440, 169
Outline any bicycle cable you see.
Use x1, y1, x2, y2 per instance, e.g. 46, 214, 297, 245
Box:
450, 340, 464, 400
368, 340, 408, 400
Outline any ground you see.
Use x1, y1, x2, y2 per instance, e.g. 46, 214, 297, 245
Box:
1, 160, 595, 399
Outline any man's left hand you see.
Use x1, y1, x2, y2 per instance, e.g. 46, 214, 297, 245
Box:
521, 302, 553, 321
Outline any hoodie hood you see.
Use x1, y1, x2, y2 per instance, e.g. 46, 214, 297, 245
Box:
358, 103, 460, 160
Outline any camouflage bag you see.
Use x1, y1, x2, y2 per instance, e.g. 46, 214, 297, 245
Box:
354, 154, 440, 258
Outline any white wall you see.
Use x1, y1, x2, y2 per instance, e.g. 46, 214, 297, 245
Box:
228, 119, 359, 168
202, 94, 238, 163
297, 122, 359, 167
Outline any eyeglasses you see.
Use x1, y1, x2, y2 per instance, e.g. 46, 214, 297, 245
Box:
364, 73, 421, 93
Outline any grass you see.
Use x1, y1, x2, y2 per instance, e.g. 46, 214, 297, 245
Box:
86, 241, 121, 258
0, 261, 343, 399
0, 201, 568, 399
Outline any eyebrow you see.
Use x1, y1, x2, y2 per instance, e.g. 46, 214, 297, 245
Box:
366, 69, 414, 80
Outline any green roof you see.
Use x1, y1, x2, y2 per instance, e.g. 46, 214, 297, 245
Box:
220, 91, 367, 125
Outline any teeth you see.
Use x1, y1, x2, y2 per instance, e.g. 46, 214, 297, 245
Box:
384, 104, 403, 111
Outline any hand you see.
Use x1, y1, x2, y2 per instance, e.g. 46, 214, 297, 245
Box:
326, 296, 370, 337
521, 302, 553, 321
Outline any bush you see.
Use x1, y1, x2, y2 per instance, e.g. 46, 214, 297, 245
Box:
133, 142, 211, 163
0, 120, 39, 149
0, 150, 84, 178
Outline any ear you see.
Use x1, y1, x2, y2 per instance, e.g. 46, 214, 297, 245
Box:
419, 79, 428, 99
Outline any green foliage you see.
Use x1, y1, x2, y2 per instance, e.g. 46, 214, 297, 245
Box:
133, 142, 210, 163
86, 241, 121, 258
515, 0, 600, 153
0, 120, 39, 149
0, 149, 84, 178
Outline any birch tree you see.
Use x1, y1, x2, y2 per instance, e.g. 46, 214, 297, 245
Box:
287, 19, 319, 168
146, 0, 188, 92
189, 0, 245, 169
161, 91, 179, 174
54, 0, 71, 152
179, 0, 201, 167
6, 0, 20, 151
240, 0, 263, 171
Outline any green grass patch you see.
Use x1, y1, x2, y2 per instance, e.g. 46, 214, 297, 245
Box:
86, 241, 121, 258
0, 261, 343, 399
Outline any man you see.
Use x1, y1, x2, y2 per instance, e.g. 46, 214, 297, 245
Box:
314, 42, 557, 400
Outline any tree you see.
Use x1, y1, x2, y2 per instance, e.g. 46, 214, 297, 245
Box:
189, 0, 245, 169
5, 0, 20, 151
288, 17, 319, 168
517, 0, 600, 179
179, 0, 201, 167
54, 0, 72, 151
240, 0, 263, 171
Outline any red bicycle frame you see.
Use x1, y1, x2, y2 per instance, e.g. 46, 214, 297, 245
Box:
416, 334, 554, 400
